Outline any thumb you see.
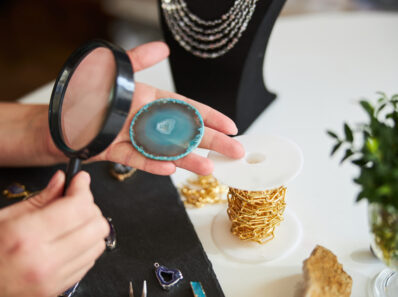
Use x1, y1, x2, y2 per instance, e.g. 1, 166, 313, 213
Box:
28, 170, 65, 208
65, 171, 91, 197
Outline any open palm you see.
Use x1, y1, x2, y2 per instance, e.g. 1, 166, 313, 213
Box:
92, 42, 244, 176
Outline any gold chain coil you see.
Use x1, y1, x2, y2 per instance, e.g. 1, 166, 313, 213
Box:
180, 175, 227, 208
227, 186, 287, 244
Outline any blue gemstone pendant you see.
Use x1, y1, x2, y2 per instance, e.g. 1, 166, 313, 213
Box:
154, 262, 183, 290
129, 98, 204, 161
190, 281, 207, 297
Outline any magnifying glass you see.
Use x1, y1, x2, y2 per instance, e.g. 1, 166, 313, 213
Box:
49, 40, 135, 193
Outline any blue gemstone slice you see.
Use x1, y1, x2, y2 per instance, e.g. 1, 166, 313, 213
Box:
190, 282, 207, 297
129, 98, 204, 161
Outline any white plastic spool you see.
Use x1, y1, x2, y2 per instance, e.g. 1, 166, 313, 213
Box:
208, 135, 304, 263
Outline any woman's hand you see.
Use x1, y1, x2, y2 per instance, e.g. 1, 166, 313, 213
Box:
92, 83, 245, 175
0, 171, 109, 297
0, 41, 244, 174
91, 42, 244, 175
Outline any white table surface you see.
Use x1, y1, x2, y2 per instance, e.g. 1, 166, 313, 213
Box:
18, 12, 398, 296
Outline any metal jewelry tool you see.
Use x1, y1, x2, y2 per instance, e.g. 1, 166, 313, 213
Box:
154, 262, 183, 290
129, 280, 147, 297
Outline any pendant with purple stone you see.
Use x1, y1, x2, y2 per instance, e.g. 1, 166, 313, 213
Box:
154, 262, 183, 290
2, 183, 30, 199
109, 162, 136, 181
105, 217, 117, 251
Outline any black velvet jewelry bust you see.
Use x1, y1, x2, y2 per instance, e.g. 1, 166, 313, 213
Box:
0, 163, 225, 297
159, 0, 286, 133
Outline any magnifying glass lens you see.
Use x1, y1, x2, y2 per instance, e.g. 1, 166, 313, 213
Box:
61, 47, 116, 151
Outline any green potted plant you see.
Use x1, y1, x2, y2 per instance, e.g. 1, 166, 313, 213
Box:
328, 92, 398, 297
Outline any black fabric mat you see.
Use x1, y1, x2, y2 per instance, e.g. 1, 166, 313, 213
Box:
0, 162, 225, 297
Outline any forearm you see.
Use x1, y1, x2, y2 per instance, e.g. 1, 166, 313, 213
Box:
0, 103, 65, 166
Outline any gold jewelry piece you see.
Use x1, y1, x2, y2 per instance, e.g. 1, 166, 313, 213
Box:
180, 175, 227, 208
109, 163, 137, 181
227, 186, 287, 244
3, 183, 30, 199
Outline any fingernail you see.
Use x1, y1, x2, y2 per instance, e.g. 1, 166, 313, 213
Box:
79, 171, 91, 183
48, 170, 61, 189
229, 125, 238, 136
235, 140, 245, 158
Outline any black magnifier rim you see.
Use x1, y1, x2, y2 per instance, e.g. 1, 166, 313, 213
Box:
49, 39, 134, 160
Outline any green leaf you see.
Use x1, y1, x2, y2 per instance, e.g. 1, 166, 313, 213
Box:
356, 190, 367, 202
327, 130, 339, 139
376, 91, 387, 103
344, 123, 354, 142
331, 142, 343, 156
366, 137, 379, 153
376, 185, 392, 196
376, 103, 387, 115
360, 100, 374, 117
341, 149, 354, 163
352, 158, 367, 167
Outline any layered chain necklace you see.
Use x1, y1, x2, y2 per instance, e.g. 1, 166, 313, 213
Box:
161, 0, 259, 59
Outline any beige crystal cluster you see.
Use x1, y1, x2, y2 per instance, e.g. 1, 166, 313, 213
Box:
303, 245, 352, 297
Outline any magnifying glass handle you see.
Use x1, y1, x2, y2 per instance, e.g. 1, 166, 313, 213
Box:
63, 158, 82, 195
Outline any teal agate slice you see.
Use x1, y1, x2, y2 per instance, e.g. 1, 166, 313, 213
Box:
129, 98, 204, 161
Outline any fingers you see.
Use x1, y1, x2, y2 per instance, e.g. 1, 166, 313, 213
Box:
127, 42, 170, 72
171, 128, 245, 174
65, 171, 91, 197
54, 261, 95, 297
57, 240, 104, 283
50, 215, 108, 267
154, 87, 239, 135
32, 172, 97, 241
104, 142, 176, 176
184, 98, 238, 135
200, 127, 245, 159
27, 170, 65, 209
173, 153, 214, 176
0, 171, 65, 222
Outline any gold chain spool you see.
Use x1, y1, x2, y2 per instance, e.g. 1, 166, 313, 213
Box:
227, 186, 287, 244
180, 175, 228, 208
181, 175, 287, 244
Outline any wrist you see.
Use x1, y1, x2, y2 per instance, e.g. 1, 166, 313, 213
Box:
29, 104, 66, 165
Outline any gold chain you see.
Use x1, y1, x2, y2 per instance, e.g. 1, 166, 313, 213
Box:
181, 175, 287, 244
180, 175, 227, 208
227, 186, 287, 244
